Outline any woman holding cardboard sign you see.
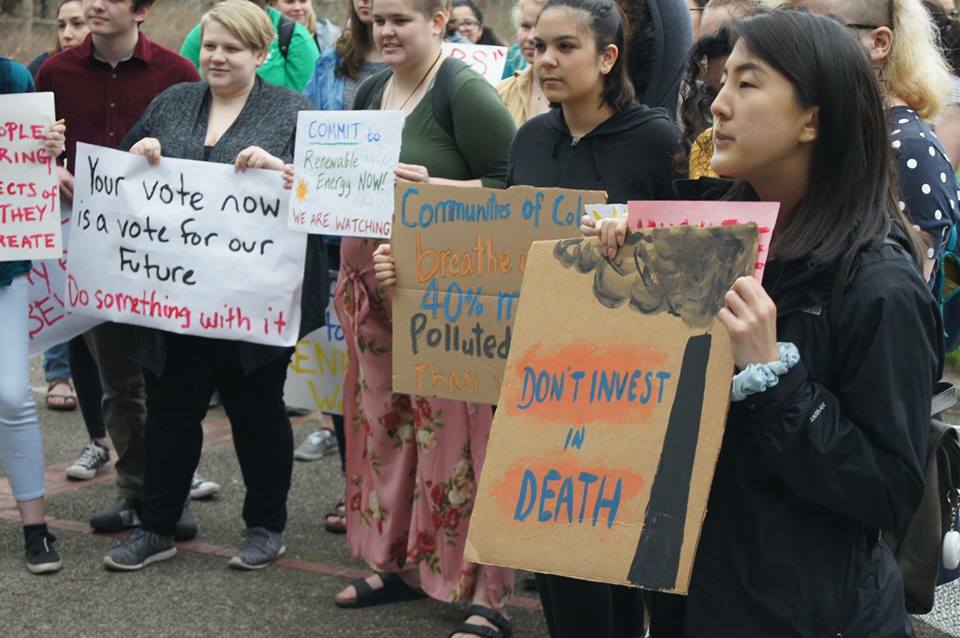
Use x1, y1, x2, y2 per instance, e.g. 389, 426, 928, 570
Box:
290, 0, 517, 634
100, 0, 328, 573
374, 0, 680, 632
586, 10, 941, 637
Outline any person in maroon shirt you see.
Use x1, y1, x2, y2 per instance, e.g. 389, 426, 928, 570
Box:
36, 0, 201, 538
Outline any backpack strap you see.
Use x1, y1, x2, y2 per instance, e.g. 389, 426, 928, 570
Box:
277, 13, 296, 60
353, 67, 394, 110
431, 57, 470, 141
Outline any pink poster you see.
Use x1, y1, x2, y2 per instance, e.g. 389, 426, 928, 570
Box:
627, 201, 779, 281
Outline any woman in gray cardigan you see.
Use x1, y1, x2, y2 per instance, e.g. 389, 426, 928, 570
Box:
103, 0, 327, 573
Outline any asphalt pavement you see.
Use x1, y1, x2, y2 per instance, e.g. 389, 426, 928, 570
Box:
0, 358, 952, 637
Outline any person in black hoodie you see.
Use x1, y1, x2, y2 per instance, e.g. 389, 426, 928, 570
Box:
513, 3, 679, 634
507, 0, 679, 203
374, 0, 682, 634
587, 11, 942, 637
617, 0, 692, 120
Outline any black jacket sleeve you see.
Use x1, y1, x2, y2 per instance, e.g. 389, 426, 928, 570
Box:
745, 257, 942, 531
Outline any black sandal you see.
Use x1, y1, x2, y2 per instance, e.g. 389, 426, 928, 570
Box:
334, 572, 427, 609
323, 498, 346, 535
448, 604, 513, 638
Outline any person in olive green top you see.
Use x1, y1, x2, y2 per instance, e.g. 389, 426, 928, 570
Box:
180, 0, 319, 91
280, 0, 516, 634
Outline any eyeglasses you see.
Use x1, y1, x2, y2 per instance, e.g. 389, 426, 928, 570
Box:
457, 19, 480, 28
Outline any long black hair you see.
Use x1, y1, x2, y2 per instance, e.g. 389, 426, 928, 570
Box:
676, 25, 735, 169
725, 10, 920, 267
539, 0, 636, 111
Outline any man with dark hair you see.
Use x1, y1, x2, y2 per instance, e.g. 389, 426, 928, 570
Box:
36, 0, 200, 538
179, 0, 319, 91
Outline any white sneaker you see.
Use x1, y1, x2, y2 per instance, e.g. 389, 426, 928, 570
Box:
66, 442, 110, 480
190, 471, 221, 500
294, 430, 338, 461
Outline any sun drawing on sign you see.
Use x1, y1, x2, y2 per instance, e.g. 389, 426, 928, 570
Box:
295, 178, 310, 203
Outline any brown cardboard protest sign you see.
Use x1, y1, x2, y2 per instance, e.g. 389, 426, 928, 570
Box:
391, 183, 606, 404
465, 225, 758, 593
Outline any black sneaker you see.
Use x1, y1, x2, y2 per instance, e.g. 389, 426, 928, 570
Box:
66, 441, 110, 480
90, 497, 141, 533
174, 502, 198, 541
26, 531, 62, 575
103, 528, 175, 571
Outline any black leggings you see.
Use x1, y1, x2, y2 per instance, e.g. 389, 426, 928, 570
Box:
141, 334, 294, 536
536, 574, 646, 638
68, 334, 105, 440
332, 413, 345, 474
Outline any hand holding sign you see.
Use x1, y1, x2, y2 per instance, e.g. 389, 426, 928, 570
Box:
718, 276, 780, 369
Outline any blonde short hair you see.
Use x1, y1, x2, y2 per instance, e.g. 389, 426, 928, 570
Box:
512, 0, 546, 27
202, 0, 276, 54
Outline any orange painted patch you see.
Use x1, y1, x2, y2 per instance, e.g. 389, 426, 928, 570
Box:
488, 447, 646, 524
502, 341, 671, 425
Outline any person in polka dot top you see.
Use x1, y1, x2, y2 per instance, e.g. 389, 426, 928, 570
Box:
806, 0, 956, 287
890, 108, 958, 284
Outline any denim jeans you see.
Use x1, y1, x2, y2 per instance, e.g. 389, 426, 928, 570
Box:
42, 342, 71, 382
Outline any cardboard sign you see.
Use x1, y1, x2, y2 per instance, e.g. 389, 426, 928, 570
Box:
0, 92, 61, 261
392, 183, 606, 404
284, 270, 347, 414
466, 225, 758, 593
287, 111, 403, 239
27, 203, 100, 355
627, 200, 778, 280
441, 43, 508, 85
66, 143, 306, 347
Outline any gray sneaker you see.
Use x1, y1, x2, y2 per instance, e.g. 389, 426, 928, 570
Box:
227, 527, 286, 570
293, 429, 337, 461
103, 529, 176, 571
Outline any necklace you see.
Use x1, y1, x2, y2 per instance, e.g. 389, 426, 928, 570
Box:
386, 51, 443, 112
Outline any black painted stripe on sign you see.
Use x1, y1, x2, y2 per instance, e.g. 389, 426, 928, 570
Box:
627, 333, 712, 590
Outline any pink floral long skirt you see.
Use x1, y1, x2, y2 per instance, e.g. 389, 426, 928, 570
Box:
334, 237, 514, 607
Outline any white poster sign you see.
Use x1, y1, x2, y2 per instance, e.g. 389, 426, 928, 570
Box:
441, 42, 508, 85
287, 111, 403, 239
284, 270, 347, 414
0, 92, 61, 260
67, 143, 306, 347
27, 202, 100, 355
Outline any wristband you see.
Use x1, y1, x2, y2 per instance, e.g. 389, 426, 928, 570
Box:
731, 342, 800, 402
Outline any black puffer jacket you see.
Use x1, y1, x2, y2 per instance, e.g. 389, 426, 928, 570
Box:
679, 182, 944, 637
